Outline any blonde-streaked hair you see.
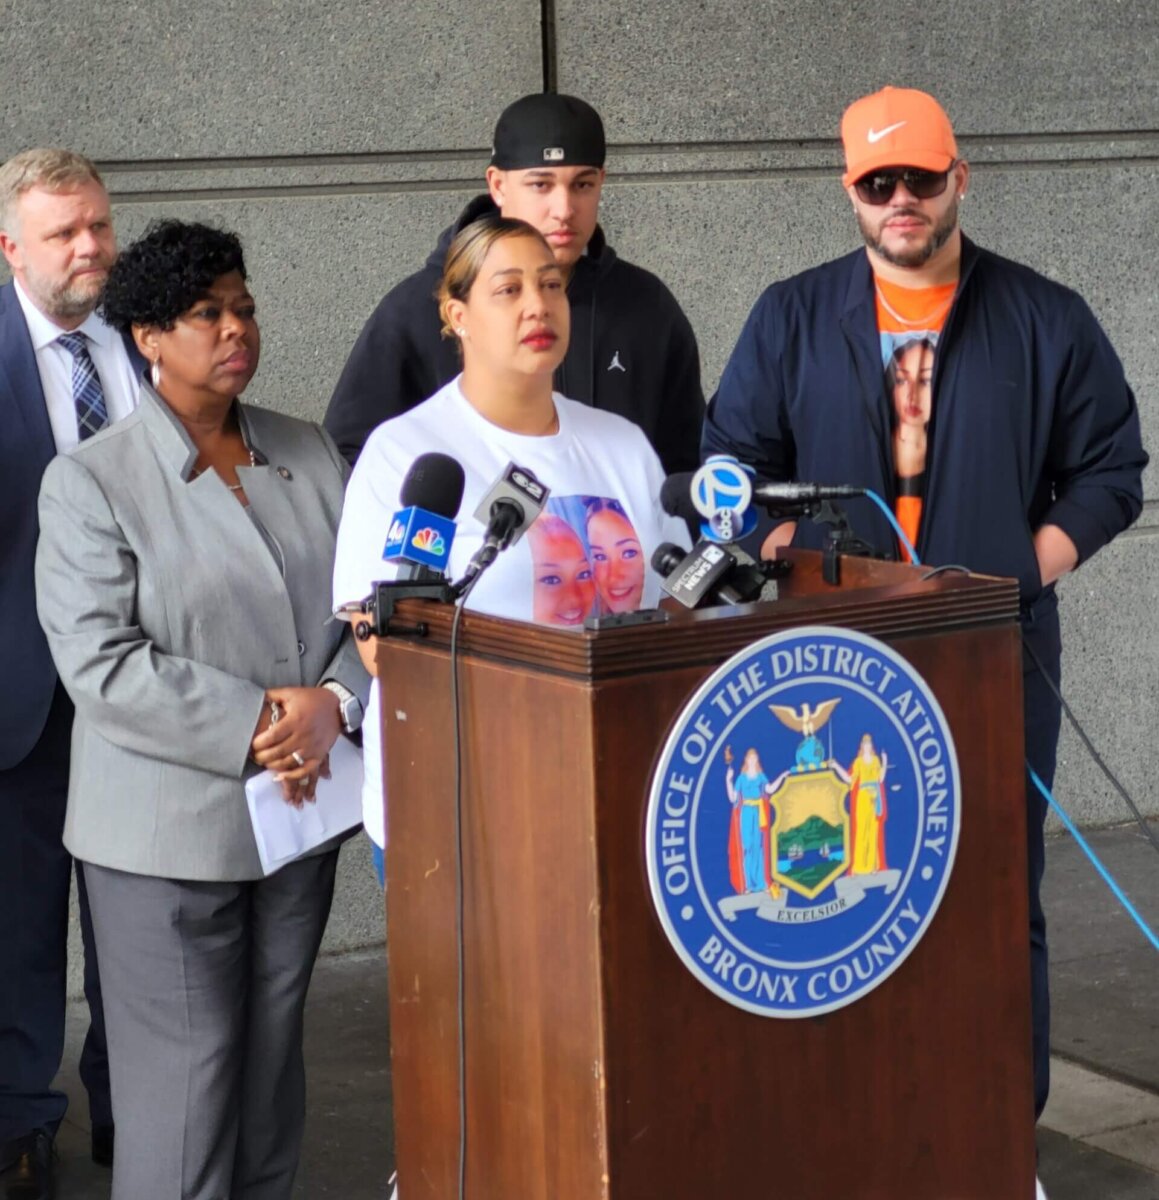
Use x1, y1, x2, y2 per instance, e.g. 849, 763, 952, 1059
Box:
0, 148, 104, 235
436, 214, 552, 339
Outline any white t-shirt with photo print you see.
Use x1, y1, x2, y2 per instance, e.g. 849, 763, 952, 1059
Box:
332, 377, 688, 847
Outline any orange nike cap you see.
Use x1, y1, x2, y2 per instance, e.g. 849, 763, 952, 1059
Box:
841, 86, 958, 187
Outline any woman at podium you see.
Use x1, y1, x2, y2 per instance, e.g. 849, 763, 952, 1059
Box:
333, 214, 687, 883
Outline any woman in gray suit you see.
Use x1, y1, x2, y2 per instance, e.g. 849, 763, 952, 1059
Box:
35, 220, 369, 1200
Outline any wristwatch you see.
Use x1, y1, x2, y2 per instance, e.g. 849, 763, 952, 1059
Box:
321, 680, 363, 734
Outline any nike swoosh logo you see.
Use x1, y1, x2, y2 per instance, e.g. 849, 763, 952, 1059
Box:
867, 121, 907, 143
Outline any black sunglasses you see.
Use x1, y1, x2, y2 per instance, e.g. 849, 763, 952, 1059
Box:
854, 164, 955, 206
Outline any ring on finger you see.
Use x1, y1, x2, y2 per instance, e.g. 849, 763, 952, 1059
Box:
291, 750, 305, 767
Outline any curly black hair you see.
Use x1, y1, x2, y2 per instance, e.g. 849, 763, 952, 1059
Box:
100, 219, 247, 333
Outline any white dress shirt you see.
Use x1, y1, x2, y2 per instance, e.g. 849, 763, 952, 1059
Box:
15, 279, 140, 453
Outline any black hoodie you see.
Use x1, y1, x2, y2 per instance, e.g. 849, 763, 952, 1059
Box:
323, 194, 704, 473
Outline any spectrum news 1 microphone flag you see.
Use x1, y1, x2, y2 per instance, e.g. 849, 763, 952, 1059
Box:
652, 540, 764, 608
383, 451, 466, 579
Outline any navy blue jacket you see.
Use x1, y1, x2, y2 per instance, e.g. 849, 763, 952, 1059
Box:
323, 194, 705, 475
0, 281, 145, 767
703, 236, 1147, 639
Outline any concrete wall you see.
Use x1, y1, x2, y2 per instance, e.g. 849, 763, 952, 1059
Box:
8, 0, 1153, 979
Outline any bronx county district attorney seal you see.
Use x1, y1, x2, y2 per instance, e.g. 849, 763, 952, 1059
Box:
645, 626, 961, 1018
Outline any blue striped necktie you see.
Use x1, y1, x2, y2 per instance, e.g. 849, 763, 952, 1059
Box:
57, 331, 109, 441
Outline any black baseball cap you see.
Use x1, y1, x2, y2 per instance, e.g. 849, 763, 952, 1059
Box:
490, 93, 606, 170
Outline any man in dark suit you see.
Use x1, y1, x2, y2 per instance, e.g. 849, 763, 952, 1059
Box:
0, 148, 142, 1200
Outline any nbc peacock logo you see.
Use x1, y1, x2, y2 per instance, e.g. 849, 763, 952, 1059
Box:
410, 527, 446, 556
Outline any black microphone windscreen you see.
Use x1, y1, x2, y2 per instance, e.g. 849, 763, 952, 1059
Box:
660, 472, 700, 522
651, 542, 687, 577
399, 452, 466, 518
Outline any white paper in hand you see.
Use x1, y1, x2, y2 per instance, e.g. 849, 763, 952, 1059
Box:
245, 734, 364, 875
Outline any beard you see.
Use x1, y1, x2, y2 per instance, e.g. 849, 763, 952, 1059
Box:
22, 257, 110, 321
858, 201, 959, 269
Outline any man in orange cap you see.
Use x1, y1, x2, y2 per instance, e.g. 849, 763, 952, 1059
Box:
703, 86, 1147, 1124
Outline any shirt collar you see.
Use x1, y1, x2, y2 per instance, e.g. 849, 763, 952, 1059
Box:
136, 376, 265, 480
13, 277, 118, 351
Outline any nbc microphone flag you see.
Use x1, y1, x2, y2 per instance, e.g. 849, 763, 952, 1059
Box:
383, 505, 456, 573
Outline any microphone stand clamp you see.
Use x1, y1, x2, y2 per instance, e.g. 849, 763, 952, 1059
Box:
753, 496, 876, 586
354, 579, 457, 640
811, 500, 875, 586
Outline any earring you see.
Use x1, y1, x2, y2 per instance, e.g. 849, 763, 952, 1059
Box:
456, 327, 467, 337
150, 359, 162, 388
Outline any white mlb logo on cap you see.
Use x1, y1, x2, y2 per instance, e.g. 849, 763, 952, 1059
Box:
543, 146, 565, 161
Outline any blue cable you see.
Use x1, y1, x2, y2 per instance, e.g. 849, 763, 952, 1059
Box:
863, 487, 921, 565
858, 486, 1158, 953
1029, 768, 1159, 954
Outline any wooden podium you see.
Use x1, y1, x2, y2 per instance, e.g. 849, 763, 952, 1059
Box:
376, 550, 1035, 1199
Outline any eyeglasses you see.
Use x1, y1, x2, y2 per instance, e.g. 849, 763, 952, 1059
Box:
853, 165, 955, 206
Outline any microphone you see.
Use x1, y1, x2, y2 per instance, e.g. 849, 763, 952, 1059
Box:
454, 462, 551, 592
659, 472, 700, 526
652, 540, 768, 609
661, 458, 759, 545
751, 481, 865, 506
383, 452, 466, 581
691, 456, 758, 543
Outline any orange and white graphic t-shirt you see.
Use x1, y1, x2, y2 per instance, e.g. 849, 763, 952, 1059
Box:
874, 275, 956, 561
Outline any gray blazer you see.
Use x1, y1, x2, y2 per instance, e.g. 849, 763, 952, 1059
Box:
35, 383, 370, 881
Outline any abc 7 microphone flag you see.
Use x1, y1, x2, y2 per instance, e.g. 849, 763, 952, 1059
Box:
691, 456, 758, 544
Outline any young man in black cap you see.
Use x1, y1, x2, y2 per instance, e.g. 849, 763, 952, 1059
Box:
324, 93, 704, 473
